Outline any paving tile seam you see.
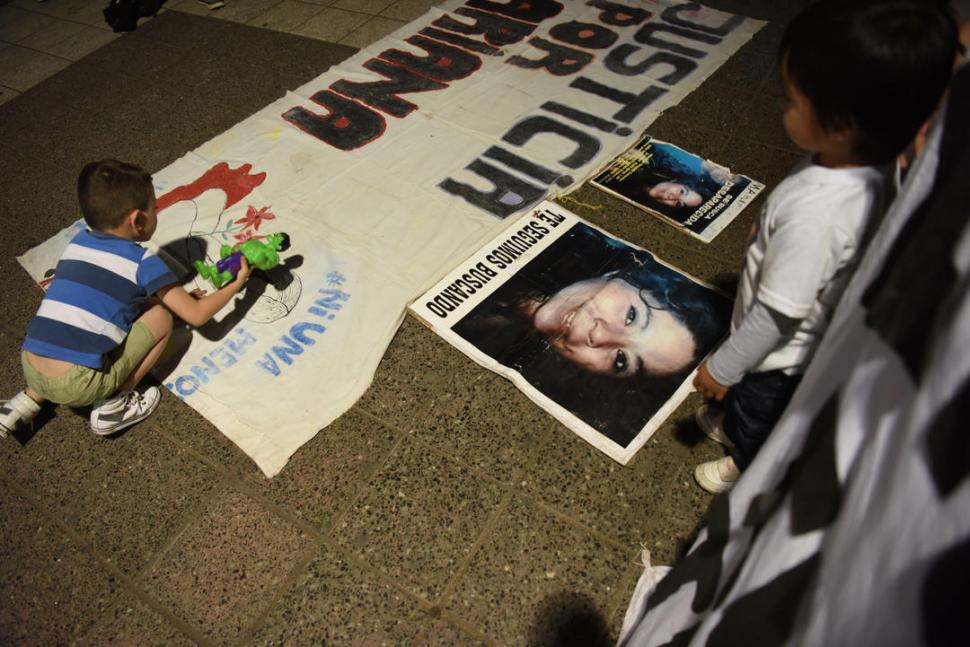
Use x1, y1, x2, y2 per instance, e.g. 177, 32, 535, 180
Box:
363, 400, 544, 489
433, 487, 515, 606
0, 39, 74, 65
503, 485, 642, 557
0, 470, 208, 645
690, 36, 777, 124
730, 59, 803, 156
2, 447, 104, 535
319, 532, 441, 607
514, 458, 667, 544
117, 478, 318, 646
305, 531, 499, 645
140, 547, 318, 646
313, 533, 441, 607
340, 15, 407, 45
303, 5, 399, 19
22, 434, 123, 530
352, 399, 433, 440
552, 191, 741, 266
358, 398, 666, 557
153, 424, 264, 483
662, 239, 745, 275
217, 0, 292, 27
78, 587, 209, 647
164, 6, 216, 20
230, 538, 323, 647
739, 55, 782, 102
102, 21, 224, 76
206, 422, 629, 627
355, 408, 510, 489
2, 27, 120, 64
361, 396, 592, 494
179, 2, 398, 36
213, 473, 330, 540
243, 2, 328, 35
296, 473, 520, 617
739, 26, 783, 54
728, 131, 803, 158
12, 147, 82, 181
302, 434, 650, 626
0, 8, 114, 34
648, 117, 734, 160
412, 620, 498, 647
603, 553, 656, 632
272, 426, 407, 535
320, 424, 408, 537
120, 25, 196, 58
427, 617, 499, 647
125, 478, 231, 574
151, 405, 406, 540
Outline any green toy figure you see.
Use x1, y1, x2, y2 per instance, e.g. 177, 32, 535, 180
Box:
194, 232, 290, 288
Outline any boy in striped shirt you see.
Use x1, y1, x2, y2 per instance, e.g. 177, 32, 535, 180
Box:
0, 159, 251, 437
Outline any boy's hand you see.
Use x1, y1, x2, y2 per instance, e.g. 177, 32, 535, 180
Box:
232, 257, 252, 286
159, 259, 251, 328
694, 360, 729, 401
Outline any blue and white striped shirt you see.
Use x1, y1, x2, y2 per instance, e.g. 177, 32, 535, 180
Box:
23, 229, 178, 369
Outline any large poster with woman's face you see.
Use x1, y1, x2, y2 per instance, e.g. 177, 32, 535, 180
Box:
409, 201, 732, 464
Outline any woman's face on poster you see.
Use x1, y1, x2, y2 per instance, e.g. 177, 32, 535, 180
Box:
648, 181, 703, 208
532, 277, 697, 377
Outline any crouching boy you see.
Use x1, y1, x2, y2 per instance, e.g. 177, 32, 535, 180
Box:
0, 159, 250, 437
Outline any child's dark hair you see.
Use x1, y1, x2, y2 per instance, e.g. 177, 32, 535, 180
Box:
77, 159, 154, 231
781, 0, 959, 164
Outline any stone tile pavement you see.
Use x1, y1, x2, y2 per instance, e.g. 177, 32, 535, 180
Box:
0, 0, 810, 644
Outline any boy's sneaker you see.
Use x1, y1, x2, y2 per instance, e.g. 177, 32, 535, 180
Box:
695, 404, 734, 450
196, 0, 226, 9
89, 387, 160, 436
0, 392, 42, 438
694, 456, 740, 494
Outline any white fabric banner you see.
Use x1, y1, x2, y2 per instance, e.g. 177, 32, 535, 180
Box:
18, 1, 762, 476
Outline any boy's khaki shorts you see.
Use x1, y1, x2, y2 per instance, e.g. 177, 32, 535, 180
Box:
22, 322, 157, 407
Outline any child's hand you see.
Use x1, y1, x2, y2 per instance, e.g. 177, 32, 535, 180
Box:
232, 257, 252, 286
694, 361, 729, 401
189, 288, 207, 299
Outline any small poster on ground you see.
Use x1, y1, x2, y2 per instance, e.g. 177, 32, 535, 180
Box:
590, 135, 764, 243
409, 201, 732, 464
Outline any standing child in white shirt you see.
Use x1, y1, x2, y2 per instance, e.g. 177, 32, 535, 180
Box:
691, 0, 960, 493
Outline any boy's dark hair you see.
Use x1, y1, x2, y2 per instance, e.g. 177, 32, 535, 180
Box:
77, 159, 154, 231
781, 0, 959, 164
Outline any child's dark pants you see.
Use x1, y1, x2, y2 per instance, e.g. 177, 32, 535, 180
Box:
723, 369, 802, 470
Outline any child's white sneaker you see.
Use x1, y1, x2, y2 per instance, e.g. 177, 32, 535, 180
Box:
694, 456, 740, 494
695, 404, 734, 450
0, 391, 42, 438
89, 387, 160, 435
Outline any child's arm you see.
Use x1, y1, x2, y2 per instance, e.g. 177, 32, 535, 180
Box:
157, 258, 252, 327
694, 300, 799, 400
